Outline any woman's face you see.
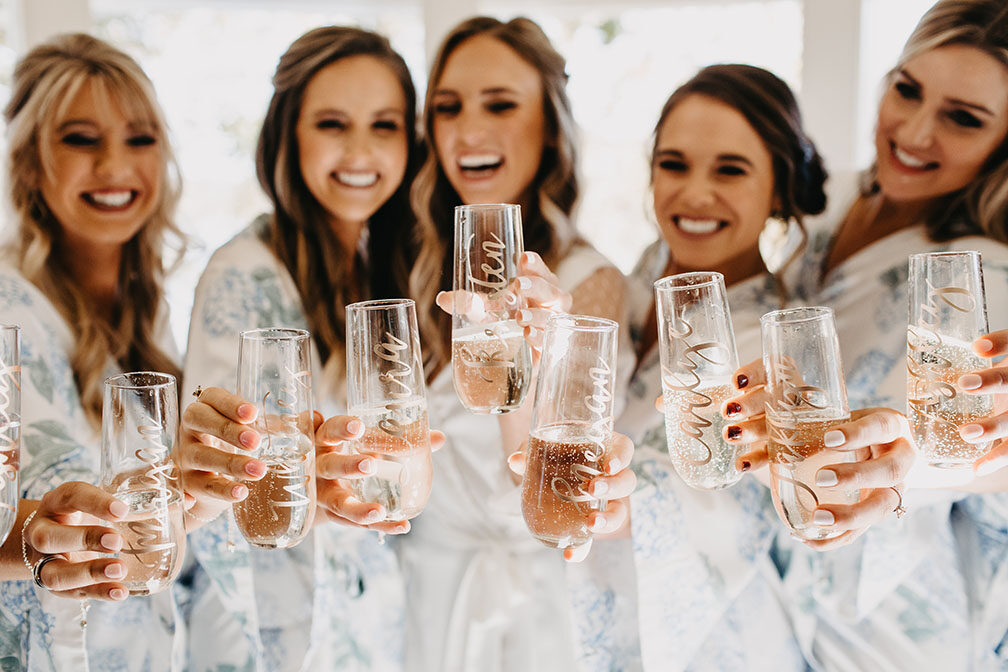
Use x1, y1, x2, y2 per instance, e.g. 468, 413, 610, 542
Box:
39, 80, 162, 250
875, 44, 1008, 203
652, 94, 775, 271
431, 34, 547, 205
296, 55, 409, 230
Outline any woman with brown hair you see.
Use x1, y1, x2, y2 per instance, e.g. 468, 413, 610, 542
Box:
0, 33, 189, 670
400, 16, 636, 672
178, 26, 439, 671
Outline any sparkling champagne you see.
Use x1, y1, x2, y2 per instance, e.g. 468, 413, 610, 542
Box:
233, 434, 316, 548
907, 333, 993, 467
767, 416, 859, 541
663, 382, 740, 490
349, 397, 432, 521
521, 424, 604, 550
451, 320, 532, 413
116, 488, 185, 596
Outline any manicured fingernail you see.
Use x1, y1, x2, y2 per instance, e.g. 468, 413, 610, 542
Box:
976, 338, 995, 353
592, 480, 608, 497
237, 404, 256, 421
606, 457, 621, 474
736, 374, 749, 389
813, 509, 835, 526
436, 290, 447, 302
232, 484, 248, 500
960, 424, 984, 440
522, 252, 534, 264
347, 419, 364, 435
503, 292, 518, 306
727, 426, 742, 440
245, 460, 266, 478
590, 514, 606, 532
359, 457, 375, 474
100, 534, 122, 551
365, 508, 383, 523
105, 563, 126, 579
109, 588, 127, 600
740, 460, 751, 472
958, 374, 983, 391
518, 309, 532, 325
239, 430, 258, 448
109, 500, 128, 518
725, 402, 742, 417
976, 460, 1004, 477
398, 521, 411, 533
815, 469, 838, 487
518, 277, 532, 290
823, 430, 846, 448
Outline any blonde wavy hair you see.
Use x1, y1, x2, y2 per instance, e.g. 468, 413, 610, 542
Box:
410, 17, 581, 378
5, 33, 183, 427
256, 26, 420, 390
868, 0, 1008, 241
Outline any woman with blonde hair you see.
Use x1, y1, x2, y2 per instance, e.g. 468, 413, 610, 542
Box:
401, 16, 636, 672
0, 33, 189, 670
178, 26, 443, 671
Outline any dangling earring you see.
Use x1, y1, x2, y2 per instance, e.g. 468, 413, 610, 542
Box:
758, 213, 803, 275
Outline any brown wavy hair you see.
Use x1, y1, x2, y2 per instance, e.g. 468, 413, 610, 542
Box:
410, 16, 581, 378
868, 0, 1008, 241
5, 33, 183, 428
256, 26, 421, 390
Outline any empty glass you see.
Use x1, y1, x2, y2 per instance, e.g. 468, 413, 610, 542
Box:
451, 203, 533, 413
234, 328, 316, 548
0, 326, 20, 546
907, 251, 993, 467
100, 372, 185, 595
346, 299, 432, 522
521, 315, 618, 552
655, 272, 741, 490
761, 307, 858, 541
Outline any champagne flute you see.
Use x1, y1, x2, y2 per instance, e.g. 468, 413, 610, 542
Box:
521, 315, 618, 552
655, 272, 742, 490
761, 307, 859, 541
234, 328, 316, 548
0, 326, 20, 545
100, 372, 185, 595
451, 203, 533, 413
907, 251, 993, 468
346, 299, 432, 522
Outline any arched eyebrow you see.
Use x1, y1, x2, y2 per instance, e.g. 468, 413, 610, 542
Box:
898, 68, 996, 116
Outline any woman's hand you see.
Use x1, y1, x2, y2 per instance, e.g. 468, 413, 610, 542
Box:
314, 413, 446, 535
23, 482, 130, 601
435, 251, 572, 355
509, 431, 636, 562
956, 330, 1008, 476
178, 387, 266, 528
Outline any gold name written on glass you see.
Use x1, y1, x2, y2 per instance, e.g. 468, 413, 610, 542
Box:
124, 420, 176, 569
766, 359, 827, 510
466, 231, 508, 298
907, 280, 975, 418
375, 331, 416, 438
663, 315, 731, 466
458, 327, 515, 382
551, 356, 612, 511
0, 360, 18, 514
261, 368, 313, 511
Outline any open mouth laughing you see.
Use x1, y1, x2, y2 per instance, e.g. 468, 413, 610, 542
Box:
333, 171, 380, 188
81, 189, 139, 211
674, 215, 729, 236
457, 153, 504, 178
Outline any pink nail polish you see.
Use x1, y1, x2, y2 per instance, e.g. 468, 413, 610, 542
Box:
237, 403, 256, 421
239, 430, 258, 448
110, 588, 127, 600
100, 533, 121, 551
232, 484, 249, 500
109, 500, 128, 518
105, 563, 126, 579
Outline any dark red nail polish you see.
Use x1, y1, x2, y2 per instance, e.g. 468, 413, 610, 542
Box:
726, 402, 742, 417
740, 460, 751, 472
736, 374, 749, 389
727, 426, 742, 440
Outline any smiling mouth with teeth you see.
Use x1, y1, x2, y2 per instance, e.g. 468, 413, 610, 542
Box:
335, 171, 380, 188
82, 190, 137, 209
674, 216, 728, 236
458, 154, 504, 173
890, 143, 938, 171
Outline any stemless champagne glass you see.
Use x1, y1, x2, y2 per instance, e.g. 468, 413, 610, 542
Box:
235, 328, 316, 548
521, 315, 618, 552
761, 307, 859, 541
0, 326, 20, 545
346, 299, 432, 521
907, 251, 993, 468
655, 272, 741, 490
100, 372, 185, 595
451, 203, 533, 413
